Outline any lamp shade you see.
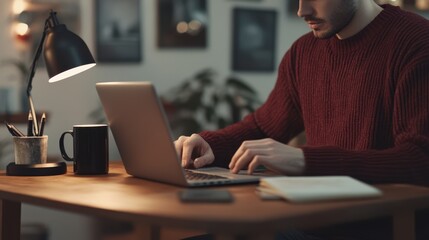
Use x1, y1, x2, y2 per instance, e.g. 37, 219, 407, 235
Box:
43, 24, 96, 83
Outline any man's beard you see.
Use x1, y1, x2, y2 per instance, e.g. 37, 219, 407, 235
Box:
313, 0, 357, 39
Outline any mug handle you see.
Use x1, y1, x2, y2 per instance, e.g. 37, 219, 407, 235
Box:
59, 130, 74, 161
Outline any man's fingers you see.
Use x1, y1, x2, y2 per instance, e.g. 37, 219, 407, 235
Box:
194, 155, 210, 168
230, 150, 250, 173
229, 148, 242, 169
229, 140, 255, 169
175, 136, 195, 168
230, 144, 267, 172
175, 134, 214, 169
181, 139, 196, 168
174, 139, 183, 160
229, 139, 269, 167
178, 134, 209, 168
247, 155, 267, 174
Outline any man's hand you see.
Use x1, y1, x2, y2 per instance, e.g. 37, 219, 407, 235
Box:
174, 134, 215, 168
229, 138, 305, 175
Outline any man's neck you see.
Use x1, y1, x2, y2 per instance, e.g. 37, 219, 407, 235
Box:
336, 1, 383, 40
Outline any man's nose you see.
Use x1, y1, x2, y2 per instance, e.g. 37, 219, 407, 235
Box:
297, 0, 312, 18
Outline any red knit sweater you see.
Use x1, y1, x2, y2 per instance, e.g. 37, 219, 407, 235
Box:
200, 5, 429, 185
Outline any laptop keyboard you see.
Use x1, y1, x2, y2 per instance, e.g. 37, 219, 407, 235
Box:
184, 169, 228, 181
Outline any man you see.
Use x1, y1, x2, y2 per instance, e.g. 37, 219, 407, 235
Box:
176, 1, 429, 238
175, 0, 429, 186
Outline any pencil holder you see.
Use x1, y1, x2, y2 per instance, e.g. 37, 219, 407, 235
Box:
13, 136, 48, 165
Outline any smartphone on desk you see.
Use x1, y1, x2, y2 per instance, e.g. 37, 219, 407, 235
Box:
179, 189, 234, 203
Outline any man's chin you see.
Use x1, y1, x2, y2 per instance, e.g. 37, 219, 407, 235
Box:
312, 29, 335, 39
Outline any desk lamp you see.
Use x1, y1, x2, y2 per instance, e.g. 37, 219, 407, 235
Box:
6, 10, 96, 176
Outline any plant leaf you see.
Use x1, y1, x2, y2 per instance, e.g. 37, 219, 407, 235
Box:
204, 105, 214, 122
225, 95, 241, 123
181, 90, 204, 111
194, 68, 216, 80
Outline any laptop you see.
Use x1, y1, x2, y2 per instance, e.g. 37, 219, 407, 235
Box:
96, 82, 263, 187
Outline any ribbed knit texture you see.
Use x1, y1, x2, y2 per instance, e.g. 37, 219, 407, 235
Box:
200, 5, 429, 185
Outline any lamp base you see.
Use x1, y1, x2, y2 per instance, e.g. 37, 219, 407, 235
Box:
6, 162, 67, 176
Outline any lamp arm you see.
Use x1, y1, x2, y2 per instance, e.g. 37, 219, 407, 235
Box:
25, 18, 49, 136
26, 19, 49, 96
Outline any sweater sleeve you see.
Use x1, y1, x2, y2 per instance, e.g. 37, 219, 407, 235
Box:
200, 50, 305, 167
303, 62, 429, 185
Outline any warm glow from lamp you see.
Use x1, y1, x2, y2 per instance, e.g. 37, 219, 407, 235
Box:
48, 63, 96, 83
14, 22, 29, 36
12, 0, 28, 14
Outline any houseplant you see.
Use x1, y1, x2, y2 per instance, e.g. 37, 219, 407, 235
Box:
161, 68, 262, 137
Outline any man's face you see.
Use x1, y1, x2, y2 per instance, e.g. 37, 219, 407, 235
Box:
297, 0, 357, 39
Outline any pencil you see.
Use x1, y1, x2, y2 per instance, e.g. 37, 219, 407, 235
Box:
27, 111, 34, 136
39, 113, 46, 136
4, 121, 24, 137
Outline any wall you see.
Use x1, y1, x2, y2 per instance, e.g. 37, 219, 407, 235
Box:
0, 0, 308, 239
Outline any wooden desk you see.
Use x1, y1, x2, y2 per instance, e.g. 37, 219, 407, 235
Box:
1, 162, 429, 240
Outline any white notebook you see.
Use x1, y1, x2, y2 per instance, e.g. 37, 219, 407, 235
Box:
258, 176, 382, 203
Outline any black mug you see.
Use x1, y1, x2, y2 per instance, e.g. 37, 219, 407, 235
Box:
59, 124, 109, 174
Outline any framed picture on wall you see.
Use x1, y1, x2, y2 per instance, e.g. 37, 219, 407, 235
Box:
158, 0, 208, 48
232, 8, 277, 72
95, 0, 142, 63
